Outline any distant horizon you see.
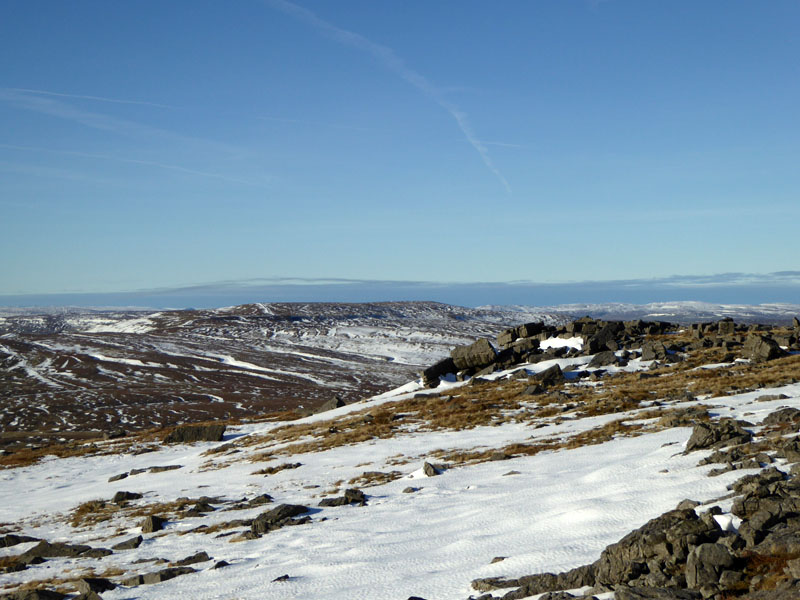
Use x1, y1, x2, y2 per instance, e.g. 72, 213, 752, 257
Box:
2, 271, 799, 311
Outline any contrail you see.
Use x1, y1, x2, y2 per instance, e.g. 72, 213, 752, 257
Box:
265, 0, 512, 193
4, 87, 175, 109
0, 143, 260, 186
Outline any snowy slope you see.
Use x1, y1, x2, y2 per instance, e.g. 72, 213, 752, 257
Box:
3, 334, 800, 599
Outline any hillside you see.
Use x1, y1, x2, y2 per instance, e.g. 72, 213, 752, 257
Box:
1, 314, 800, 599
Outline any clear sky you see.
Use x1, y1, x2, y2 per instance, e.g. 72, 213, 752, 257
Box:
1, 1, 799, 304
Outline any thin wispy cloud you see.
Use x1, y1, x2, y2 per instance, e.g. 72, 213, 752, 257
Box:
0, 89, 241, 155
0, 143, 261, 186
4, 87, 175, 109
265, 0, 512, 193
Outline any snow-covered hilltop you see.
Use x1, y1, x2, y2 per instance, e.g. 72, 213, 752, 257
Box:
2, 314, 800, 599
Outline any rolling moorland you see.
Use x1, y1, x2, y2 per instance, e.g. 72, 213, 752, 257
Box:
2, 302, 800, 599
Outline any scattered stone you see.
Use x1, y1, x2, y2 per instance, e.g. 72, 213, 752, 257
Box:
175, 551, 211, 566
122, 566, 195, 587
272, 574, 291, 582
107, 472, 128, 482
490, 556, 506, 563
685, 419, 752, 452
1, 590, 67, 600
148, 465, 182, 473
756, 394, 791, 403
213, 560, 230, 569
318, 488, 367, 507
141, 515, 166, 533
423, 462, 443, 477
251, 504, 310, 535
641, 341, 668, 361
532, 364, 564, 387
402, 487, 419, 493
76, 578, 116, 594
113, 491, 142, 503
163, 424, 226, 444
19, 540, 92, 560
112, 535, 143, 550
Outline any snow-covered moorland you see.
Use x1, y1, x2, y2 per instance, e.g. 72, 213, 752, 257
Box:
2, 317, 800, 600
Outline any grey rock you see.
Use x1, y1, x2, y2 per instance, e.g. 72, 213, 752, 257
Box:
76, 578, 116, 594
421, 357, 457, 387
0, 534, 38, 547
588, 351, 619, 367
251, 504, 309, 535
685, 419, 752, 452
122, 566, 195, 587
318, 488, 367, 507
614, 588, 701, 600
112, 491, 142, 503
744, 334, 785, 362
112, 535, 142, 550
314, 395, 347, 413
148, 464, 182, 473
423, 461, 443, 477
451, 338, 497, 370
642, 341, 668, 361
107, 472, 128, 482
141, 515, 166, 533
763, 407, 800, 426
175, 551, 211, 566
19, 540, 91, 559
685, 543, 734, 588
163, 424, 226, 444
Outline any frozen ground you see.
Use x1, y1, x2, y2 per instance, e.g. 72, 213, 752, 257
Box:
2, 336, 800, 599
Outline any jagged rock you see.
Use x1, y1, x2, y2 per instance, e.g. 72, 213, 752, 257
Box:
19, 540, 91, 560
113, 491, 142, 503
175, 551, 211, 566
141, 515, 166, 533
451, 338, 497, 370
497, 328, 518, 348
251, 504, 309, 535
421, 357, 457, 387
685, 542, 734, 588
423, 461, 443, 477
589, 350, 619, 367
318, 488, 367, 507
532, 364, 564, 387
642, 341, 668, 361
685, 419, 752, 452
163, 424, 226, 444
744, 335, 785, 362
76, 578, 116, 594
595, 508, 720, 587
122, 566, 195, 586
585, 322, 624, 354
614, 588, 701, 600
112, 535, 142, 550
763, 407, 800, 426
472, 565, 594, 598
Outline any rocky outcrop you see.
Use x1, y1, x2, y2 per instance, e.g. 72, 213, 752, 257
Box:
251, 504, 310, 535
744, 335, 786, 362
685, 419, 752, 452
451, 339, 498, 371
318, 489, 367, 507
163, 423, 226, 444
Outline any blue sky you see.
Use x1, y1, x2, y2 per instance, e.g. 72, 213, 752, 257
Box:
2, 1, 799, 306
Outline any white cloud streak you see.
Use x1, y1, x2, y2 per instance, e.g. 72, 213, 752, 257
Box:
4, 87, 175, 109
0, 143, 260, 186
265, 0, 512, 193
